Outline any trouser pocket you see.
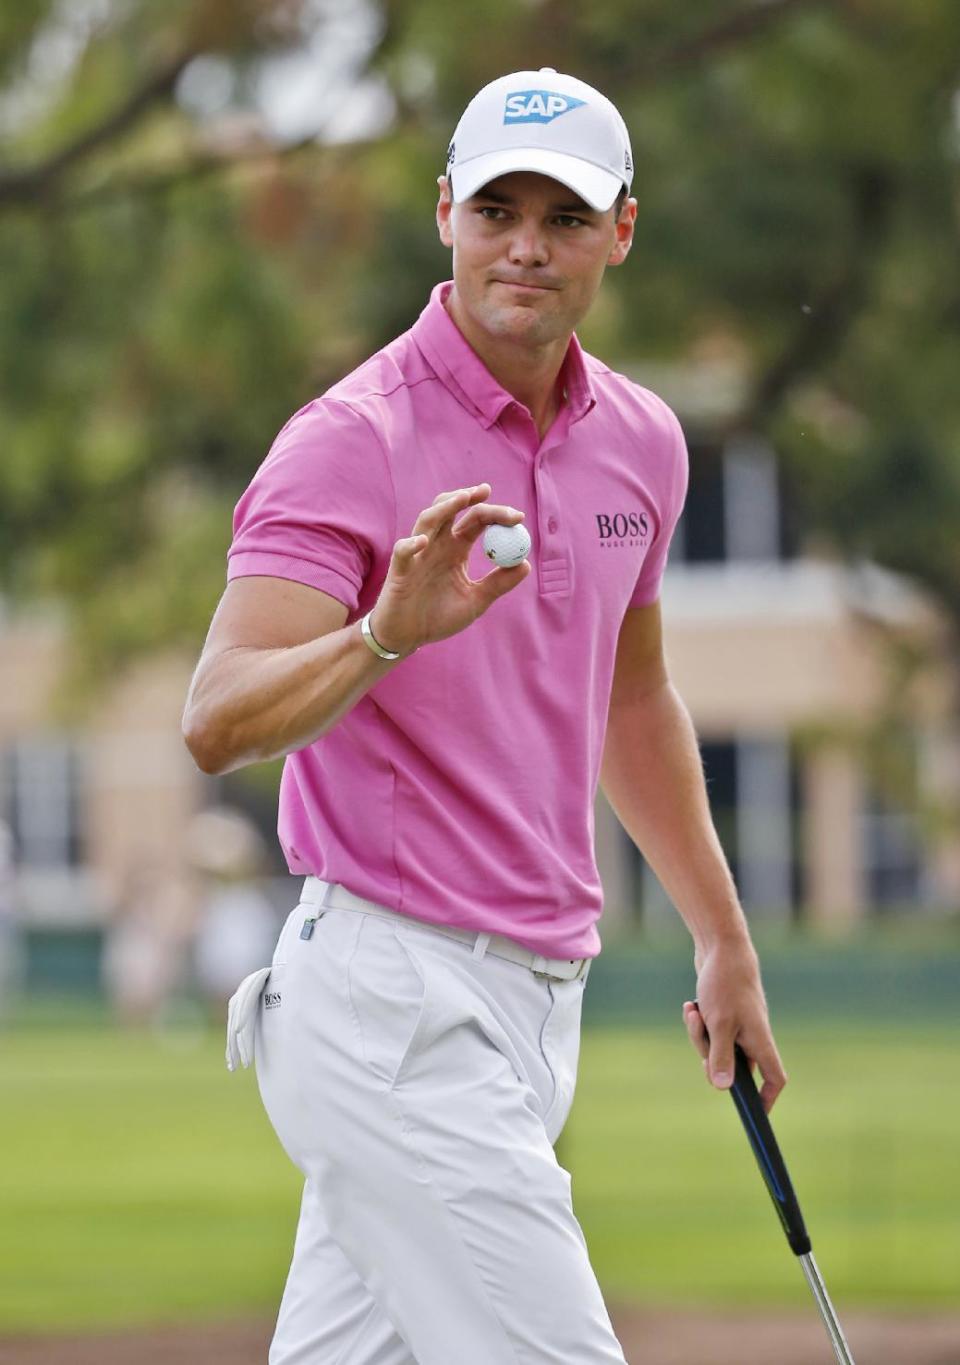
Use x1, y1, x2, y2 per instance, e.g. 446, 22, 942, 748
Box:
345, 916, 430, 1088
540, 976, 586, 1140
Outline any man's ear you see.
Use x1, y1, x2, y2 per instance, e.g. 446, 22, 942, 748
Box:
607, 196, 637, 267
437, 175, 454, 249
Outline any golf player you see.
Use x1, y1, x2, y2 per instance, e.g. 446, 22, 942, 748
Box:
183, 68, 786, 1364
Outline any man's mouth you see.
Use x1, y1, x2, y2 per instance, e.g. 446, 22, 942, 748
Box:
492, 279, 559, 294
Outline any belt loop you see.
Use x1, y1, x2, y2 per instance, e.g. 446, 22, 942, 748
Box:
303, 876, 335, 909
472, 931, 491, 961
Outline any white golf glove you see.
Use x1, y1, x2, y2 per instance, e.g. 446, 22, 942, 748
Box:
225, 966, 273, 1072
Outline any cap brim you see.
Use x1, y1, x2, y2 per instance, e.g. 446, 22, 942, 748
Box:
450, 148, 623, 212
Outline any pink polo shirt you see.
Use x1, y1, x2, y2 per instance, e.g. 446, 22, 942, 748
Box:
228, 281, 687, 958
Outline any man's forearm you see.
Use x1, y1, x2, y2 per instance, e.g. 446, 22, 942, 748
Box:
182, 622, 397, 776
600, 680, 753, 957
602, 662, 785, 1108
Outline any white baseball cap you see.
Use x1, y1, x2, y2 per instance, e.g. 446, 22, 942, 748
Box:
446, 68, 633, 213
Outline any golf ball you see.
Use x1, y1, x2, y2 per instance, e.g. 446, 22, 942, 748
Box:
483, 521, 531, 568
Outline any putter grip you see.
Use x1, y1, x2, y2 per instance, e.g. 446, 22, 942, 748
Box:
729, 1042, 812, 1257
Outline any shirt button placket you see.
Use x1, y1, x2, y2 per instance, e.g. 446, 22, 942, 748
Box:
534, 466, 569, 597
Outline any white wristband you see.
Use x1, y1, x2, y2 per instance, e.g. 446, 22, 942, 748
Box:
360, 610, 402, 661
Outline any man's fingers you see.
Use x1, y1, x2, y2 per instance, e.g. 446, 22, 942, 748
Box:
683, 999, 722, 1088
390, 533, 428, 570
431, 483, 490, 507
688, 993, 731, 1086
412, 490, 474, 538
394, 534, 428, 558
474, 559, 531, 607
686, 1001, 787, 1109
415, 485, 491, 535
755, 1044, 788, 1113
682, 1000, 709, 1061
758, 1073, 786, 1114
408, 486, 526, 562
453, 503, 525, 546
704, 1019, 735, 1091
685, 1000, 731, 1087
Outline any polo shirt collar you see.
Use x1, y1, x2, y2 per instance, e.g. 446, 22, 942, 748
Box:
412, 281, 596, 430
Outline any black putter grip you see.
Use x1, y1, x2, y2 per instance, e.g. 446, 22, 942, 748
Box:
729, 1041, 812, 1257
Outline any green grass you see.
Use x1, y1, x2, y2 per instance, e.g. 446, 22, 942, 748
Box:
568, 1024, 960, 1308
0, 1025, 301, 1332
0, 1018, 957, 1332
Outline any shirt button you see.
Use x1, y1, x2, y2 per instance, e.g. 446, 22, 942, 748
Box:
547, 517, 559, 534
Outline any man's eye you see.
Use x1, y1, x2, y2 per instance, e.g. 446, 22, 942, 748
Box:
554, 215, 585, 228
478, 206, 506, 220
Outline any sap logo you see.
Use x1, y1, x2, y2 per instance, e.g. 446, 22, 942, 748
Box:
503, 91, 586, 125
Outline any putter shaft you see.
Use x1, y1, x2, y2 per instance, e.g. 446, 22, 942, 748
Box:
799, 1253, 856, 1364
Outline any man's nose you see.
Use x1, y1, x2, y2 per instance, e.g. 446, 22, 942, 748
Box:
507, 219, 549, 267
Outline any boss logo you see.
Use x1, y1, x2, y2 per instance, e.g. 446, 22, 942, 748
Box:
264, 991, 282, 1010
503, 90, 586, 125
596, 512, 649, 547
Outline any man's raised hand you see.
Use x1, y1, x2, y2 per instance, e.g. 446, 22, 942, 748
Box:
369, 484, 530, 656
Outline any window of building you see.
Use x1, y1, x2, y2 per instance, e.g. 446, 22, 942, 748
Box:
734, 734, 799, 919
631, 735, 803, 924
862, 788, 923, 910
671, 436, 799, 565
675, 440, 727, 564
0, 735, 84, 869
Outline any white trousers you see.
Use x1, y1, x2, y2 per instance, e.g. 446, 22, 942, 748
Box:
254, 885, 627, 1365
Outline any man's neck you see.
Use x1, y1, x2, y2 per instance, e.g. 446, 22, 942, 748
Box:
445, 288, 570, 440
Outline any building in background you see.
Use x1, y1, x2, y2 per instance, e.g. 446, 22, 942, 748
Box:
596, 361, 960, 930
0, 604, 201, 923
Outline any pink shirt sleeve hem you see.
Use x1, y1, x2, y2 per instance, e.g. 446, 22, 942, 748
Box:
626, 583, 662, 609
227, 550, 360, 611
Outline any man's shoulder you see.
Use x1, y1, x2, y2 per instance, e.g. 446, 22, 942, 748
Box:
272, 328, 435, 455
582, 351, 684, 445
322, 328, 436, 417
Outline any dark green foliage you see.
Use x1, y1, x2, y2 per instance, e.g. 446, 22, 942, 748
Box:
1, 0, 959, 696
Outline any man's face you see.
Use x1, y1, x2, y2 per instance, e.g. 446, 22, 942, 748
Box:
436, 170, 636, 350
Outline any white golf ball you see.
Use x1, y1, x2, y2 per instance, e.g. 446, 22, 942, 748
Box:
483, 521, 531, 568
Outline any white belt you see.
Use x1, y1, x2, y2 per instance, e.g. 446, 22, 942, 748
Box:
301, 878, 590, 983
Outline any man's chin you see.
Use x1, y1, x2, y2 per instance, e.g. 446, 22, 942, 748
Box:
482, 305, 560, 345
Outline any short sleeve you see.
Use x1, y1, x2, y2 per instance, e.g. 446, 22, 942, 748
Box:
227, 399, 395, 613
628, 401, 689, 609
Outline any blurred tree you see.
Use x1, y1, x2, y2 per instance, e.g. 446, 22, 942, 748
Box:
0, 0, 958, 700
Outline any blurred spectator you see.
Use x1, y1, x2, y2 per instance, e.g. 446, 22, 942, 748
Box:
101, 859, 194, 1028
185, 806, 278, 1016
